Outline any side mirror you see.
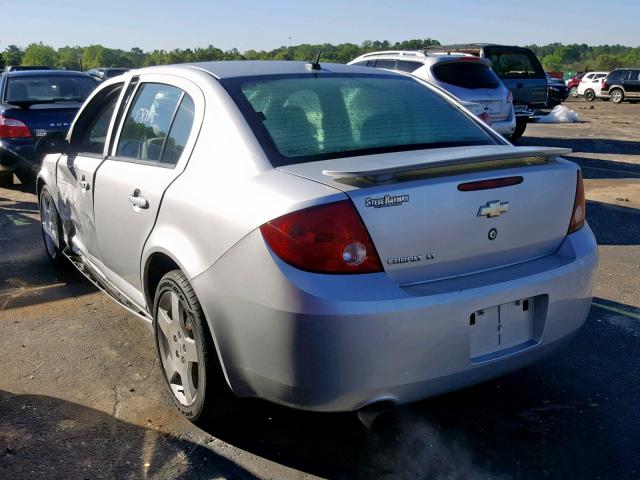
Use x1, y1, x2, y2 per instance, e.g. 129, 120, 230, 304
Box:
35, 133, 74, 156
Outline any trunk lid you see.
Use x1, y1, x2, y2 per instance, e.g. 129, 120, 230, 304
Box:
2, 103, 81, 138
278, 145, 577, 285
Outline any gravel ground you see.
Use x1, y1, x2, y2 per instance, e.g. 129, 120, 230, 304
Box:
0, 98, 638, 479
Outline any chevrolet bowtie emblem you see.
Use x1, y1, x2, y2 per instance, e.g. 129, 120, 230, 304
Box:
478, 200, 509, 218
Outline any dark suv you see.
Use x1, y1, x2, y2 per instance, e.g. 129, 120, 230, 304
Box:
601, 68, 640, 104
425, 44, 548, 140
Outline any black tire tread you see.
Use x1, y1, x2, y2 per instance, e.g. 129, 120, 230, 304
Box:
509, 117, 527, 142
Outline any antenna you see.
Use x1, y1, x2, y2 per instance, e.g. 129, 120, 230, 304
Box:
306, 50, 322, 71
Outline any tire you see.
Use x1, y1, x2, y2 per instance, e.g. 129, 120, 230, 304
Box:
39, 185, 67, 268
584, 89, 596, 102
610, 89, 624, 104
569, 86, 579, 97
509, 117, 528, 142
153, 269, 237, 427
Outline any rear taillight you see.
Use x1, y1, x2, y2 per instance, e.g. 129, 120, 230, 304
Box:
260, 200, 383, 274
479, 112, 492, 126
0, 115, 32, 138
601, 79, 608, 91
568, 171, 586, 234
507, 90, 513, 103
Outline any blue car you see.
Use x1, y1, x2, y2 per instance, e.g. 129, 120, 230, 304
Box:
0, 70, 98, 185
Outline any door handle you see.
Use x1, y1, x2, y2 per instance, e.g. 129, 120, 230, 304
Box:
129, 190, 149, 209
79, 179, 90, 190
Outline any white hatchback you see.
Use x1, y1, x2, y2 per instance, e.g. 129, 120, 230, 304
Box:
349, 50, 516, 138
577, 71, 609, 101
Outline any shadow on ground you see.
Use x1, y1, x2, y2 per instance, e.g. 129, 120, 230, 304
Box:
0, 188, 94, 309
0, 390, 259, 479
587, 200, 640, 246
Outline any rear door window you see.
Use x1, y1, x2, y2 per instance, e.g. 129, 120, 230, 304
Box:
431, 62, 500, 89
116, 83, 184, 163
487, 51, 545, 79
160, 95, 195, 165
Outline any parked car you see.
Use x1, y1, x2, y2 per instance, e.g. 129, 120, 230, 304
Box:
600, 68, 640, 103
566, 72, 586, 97
546, 73, 569, 107
0, 70, 98, 185
348, 51, 516, 138
422, 44, 548, 141
87, 67, 130, 81
577, 71, 609, 101
37, 61, 597, 425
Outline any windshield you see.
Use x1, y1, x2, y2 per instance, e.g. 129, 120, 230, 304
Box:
4, 75, 97, 104
222, 74, 496, 166
432, 62, 500, 89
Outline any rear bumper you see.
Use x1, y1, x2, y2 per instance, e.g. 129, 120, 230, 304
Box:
491, 116, 516, 136
0, 139, 40, 172
193, 225, 598, 412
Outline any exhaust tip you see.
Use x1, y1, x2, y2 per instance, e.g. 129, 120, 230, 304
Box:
357, 400, 396, 430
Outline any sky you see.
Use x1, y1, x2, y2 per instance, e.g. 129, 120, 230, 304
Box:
1, 0, 638, 52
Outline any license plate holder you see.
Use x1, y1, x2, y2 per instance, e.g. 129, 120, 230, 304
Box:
470, 298, 534, 358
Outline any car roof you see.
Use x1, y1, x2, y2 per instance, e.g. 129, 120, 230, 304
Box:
4, 70, 93, 78
177, 60, 393, 79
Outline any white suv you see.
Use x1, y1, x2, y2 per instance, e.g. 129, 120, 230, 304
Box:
577, 71, 609, 101
349, 50, 516, 138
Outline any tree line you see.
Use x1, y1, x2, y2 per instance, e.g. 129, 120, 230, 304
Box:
1, 40, 638, 73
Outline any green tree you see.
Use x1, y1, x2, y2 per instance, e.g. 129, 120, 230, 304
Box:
21, 42, 57, 67
56, 46, 83, 70
3, 45, 24, 67
594, 54, 623, 71
82, 44, 118, 69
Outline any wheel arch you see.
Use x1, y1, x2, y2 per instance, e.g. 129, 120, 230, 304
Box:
142, 248, 237, 393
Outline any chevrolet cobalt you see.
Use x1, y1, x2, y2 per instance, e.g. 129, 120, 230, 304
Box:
37, 61, 597, 424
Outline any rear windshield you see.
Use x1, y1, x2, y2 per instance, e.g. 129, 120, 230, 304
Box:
487, 50, 545, 79
4, 75, 97, 104
222, 74, 496, 166
432, 62, 500, 89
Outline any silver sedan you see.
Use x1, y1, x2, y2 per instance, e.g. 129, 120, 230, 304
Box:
37, 61, 597, 425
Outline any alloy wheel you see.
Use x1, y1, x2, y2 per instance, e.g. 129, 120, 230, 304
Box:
40, 192, 59, 258
156, 290, 200, 406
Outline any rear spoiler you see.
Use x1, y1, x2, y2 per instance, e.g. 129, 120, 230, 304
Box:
321, 146, 572, 180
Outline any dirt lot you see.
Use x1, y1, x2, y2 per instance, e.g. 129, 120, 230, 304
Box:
1, 98, 639, 479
